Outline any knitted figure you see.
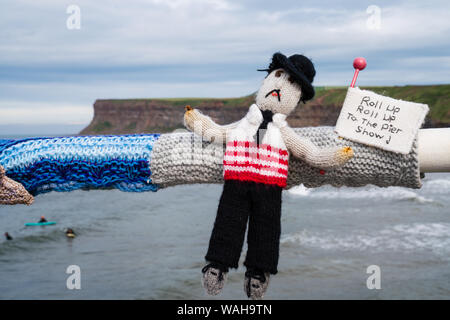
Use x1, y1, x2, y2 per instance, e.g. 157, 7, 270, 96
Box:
184, 52, 354, 299
0, 164, 34, 205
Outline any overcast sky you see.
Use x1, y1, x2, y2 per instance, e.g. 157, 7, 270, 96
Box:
0, 0, 449, 133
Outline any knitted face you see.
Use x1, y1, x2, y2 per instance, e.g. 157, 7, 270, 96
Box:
255, 68, 302, 115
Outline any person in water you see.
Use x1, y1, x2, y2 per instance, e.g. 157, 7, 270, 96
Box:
38, 216, 47, 223
4, 232, 13, 240
65, 228, 76, 238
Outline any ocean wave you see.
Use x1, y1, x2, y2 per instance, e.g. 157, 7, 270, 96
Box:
281, 223, 450, 256
287, 184, 434, 203
0, 229, 62, 256
0, 224, 97, 256
421, 179, 450, 193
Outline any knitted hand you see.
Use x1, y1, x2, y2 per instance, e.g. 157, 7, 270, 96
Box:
273, 114, 354, 169
183, 105, 202, 133
0, 165, 34, 205
184, 106, 238, 144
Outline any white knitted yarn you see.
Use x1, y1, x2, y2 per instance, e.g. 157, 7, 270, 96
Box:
255, 68, 302, 115
150, 127, 422, 189
222, 104, 290, 187
226, 104, 286, 148
184, 108, 236, 144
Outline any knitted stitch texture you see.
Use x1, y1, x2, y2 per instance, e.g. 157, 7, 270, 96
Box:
0, 127, 422, 204
223, 141, 289, 187
0, 164, 34, 205
221, 104, 290, 188
255, 68, 302, 115
205, 180, 282, 274
0, 134, 160, 196
150, 127, 422, 189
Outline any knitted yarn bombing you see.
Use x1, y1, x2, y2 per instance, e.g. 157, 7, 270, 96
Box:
223, 140, 289, 188
0, 134, 160, 197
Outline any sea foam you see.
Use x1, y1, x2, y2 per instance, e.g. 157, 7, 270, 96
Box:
287, 184, 435, 203
281, 222, 450, 256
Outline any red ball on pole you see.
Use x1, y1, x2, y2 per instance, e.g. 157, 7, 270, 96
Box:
353, 57, 367, 71
350, 57, 367, 88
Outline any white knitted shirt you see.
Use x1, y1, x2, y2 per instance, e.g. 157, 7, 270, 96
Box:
223, 104, 289, 187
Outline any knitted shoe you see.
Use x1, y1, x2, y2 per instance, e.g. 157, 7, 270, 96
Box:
244, 268, 270, 300
201, 262, 228, 296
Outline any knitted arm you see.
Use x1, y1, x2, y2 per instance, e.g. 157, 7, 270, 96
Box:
184, 106, 238, 144
150, 127, 422, 190
273, 114, 353, 169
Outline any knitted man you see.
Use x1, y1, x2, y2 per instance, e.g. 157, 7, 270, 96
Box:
184, 52, 354, 299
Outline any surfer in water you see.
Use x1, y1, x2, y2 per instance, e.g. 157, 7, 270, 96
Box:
65, 228, 76, 238
38, 216, 47, 223
4, 232, 13, 240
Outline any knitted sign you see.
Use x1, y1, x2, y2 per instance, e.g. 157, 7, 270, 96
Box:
335, 87, 429, 154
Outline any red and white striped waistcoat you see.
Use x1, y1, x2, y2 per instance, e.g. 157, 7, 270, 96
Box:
223, 104, 289, 188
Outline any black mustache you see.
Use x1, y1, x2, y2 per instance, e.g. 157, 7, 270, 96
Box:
265, 89, 281, 102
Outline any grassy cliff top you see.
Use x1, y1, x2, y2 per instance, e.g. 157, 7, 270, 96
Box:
313, 85, 449, 124
96, 95, 255, 107
96, 84, 450, 125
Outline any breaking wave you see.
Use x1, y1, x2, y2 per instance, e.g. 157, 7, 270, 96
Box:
281, 222, 450, 256
286, 181, 445, 204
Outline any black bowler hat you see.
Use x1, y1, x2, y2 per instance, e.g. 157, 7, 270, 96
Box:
259, 52, 316, 102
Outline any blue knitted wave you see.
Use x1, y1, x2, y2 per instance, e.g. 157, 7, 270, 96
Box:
0, 138, 30, 154
0, 134, 160, 195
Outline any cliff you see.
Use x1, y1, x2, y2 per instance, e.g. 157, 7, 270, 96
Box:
80, 85, 450, 135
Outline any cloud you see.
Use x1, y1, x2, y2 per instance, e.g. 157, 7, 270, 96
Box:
0, 79, 258, 126
149, 0, 239, 11
0, 101, 92, 125
0, 0, 449, 130
1, 1, 448, 65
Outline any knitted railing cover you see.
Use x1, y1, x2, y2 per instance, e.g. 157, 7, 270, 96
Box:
151, 127, 422, 189
0, 127, 422, 200
0, 135, 160, 195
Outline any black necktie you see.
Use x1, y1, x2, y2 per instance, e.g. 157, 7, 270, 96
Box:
256, 109, 273, 146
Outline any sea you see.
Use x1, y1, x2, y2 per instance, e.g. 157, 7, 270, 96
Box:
0, 135, 449, 300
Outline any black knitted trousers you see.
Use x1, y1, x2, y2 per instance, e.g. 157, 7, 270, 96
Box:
205, 180, 282, 274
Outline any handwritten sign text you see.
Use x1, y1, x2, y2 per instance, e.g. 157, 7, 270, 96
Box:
335, 88, 428, 154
